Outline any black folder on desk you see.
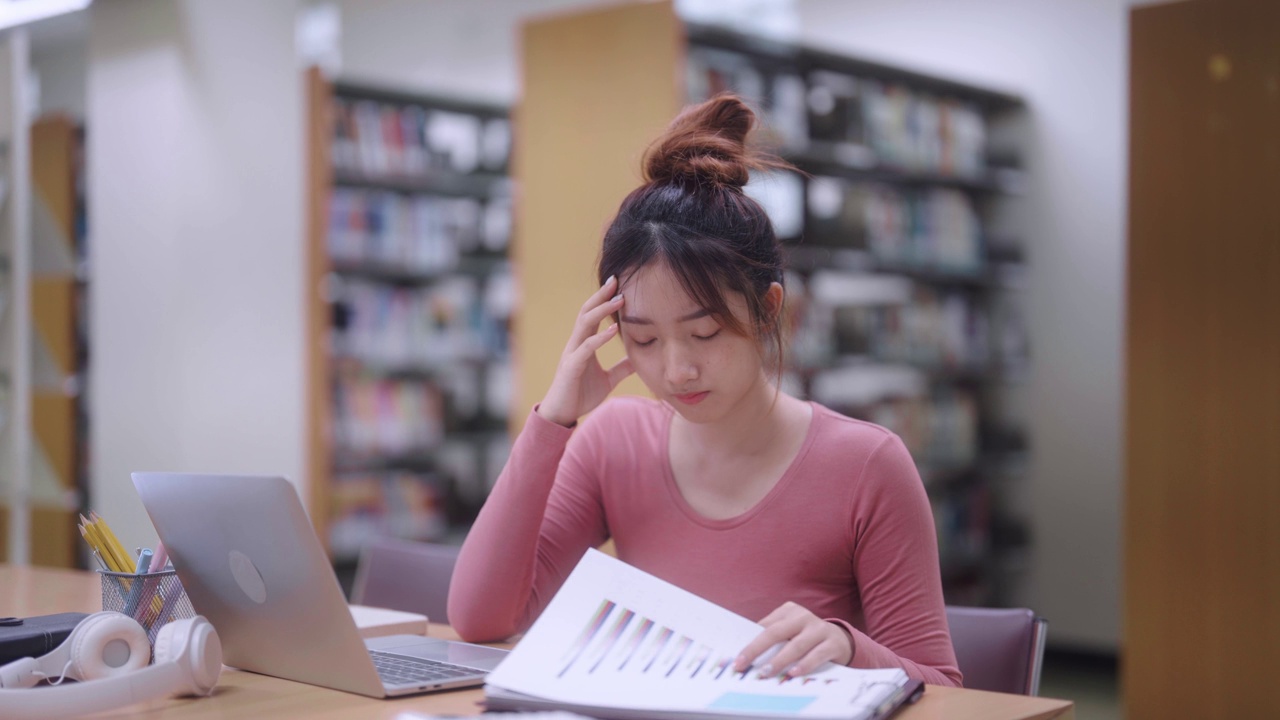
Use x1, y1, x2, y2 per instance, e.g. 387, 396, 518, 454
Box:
0, 612, 88, 665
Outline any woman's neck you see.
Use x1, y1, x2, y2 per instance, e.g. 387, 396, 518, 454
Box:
674, 373, 805, 460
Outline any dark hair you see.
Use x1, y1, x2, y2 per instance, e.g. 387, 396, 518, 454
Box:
598, 93, 791, 374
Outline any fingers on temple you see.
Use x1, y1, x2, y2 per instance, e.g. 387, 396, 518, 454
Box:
580, 275, 617, 312
607, 357, 634, 387
572, 289, 623, 346
575, 323, 619, 359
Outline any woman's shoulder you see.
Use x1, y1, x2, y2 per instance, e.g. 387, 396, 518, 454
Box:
808, 401, 899, 448
807, 402, 921, 490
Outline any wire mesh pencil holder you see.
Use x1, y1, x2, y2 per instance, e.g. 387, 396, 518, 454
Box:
98, 569, 196, 653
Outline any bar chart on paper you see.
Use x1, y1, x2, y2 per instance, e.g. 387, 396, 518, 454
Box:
484, 550, 914, 719
561, 598, 845, 684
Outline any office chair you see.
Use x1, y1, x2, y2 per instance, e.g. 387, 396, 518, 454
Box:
946, 606, 1048, 695
350, 538, 461, 625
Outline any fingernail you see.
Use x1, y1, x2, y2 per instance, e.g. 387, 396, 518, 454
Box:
611, 294, 623, 303
605, 275, 616, 286
760, 664, 773, 676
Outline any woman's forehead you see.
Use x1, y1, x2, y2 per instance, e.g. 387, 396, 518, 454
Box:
620, 263, 688, 299
619, 262, 749, 319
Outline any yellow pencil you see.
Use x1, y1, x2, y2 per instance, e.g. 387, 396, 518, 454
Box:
91, 511, 136, 573
80, 514, 127, 573
77, 525, 108, 570
79, 515, 116, 571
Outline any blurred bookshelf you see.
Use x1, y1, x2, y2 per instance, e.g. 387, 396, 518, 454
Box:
521, 3, 1032, 608
0, 115, 86, 568
305, 70, 514, 566
684, 23, 1031, 607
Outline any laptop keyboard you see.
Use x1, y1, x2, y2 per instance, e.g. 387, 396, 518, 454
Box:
370, 651, 481, 686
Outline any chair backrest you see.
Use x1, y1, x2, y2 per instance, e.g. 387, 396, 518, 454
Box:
350, 538, 461, 625
946, 606, 1048, 695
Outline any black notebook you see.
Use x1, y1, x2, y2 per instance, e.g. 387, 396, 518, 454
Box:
0, 612, 88, 666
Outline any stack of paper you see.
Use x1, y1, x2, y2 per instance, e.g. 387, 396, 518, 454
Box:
484, 550, 921, 720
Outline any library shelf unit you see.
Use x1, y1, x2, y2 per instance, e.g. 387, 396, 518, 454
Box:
519, 2, 1031, 607
0, 115, 86, 568
305, 69, 515, 565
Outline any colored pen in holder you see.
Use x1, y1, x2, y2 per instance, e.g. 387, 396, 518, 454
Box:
98, 569, 196, 651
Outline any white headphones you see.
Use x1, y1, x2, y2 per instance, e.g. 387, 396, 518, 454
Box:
0, 611, 222, 720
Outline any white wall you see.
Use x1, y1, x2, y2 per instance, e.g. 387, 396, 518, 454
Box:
795, 0, 1133, 650
87, 0, 306, 554
336, 0, 629, 103
31, 10, 88, 120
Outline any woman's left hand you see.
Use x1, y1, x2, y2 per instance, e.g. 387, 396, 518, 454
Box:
733, 602, 854, 678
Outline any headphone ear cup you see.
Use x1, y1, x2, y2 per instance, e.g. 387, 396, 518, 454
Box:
152, 617, 222, 697
67, 612, 150, 682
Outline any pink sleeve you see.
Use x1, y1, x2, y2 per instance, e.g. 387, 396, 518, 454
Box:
447, 406, 610, 642
839, 435, 963, 687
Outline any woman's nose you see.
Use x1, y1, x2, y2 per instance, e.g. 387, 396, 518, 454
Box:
663, 344, 699, 385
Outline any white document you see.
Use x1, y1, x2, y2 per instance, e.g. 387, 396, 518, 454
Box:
485, 549, 911, 719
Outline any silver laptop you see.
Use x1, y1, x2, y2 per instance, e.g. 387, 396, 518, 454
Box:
132, 472, 508, 698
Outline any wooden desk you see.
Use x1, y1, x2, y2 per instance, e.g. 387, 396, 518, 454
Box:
1, 565, 1074, 719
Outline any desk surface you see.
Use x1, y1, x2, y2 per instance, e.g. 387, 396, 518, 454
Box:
0, 564, 1074, 720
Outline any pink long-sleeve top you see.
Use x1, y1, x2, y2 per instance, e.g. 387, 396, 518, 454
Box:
448, 396, 961, 686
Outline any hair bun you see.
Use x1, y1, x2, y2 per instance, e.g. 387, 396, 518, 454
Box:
643, 93, 763, 190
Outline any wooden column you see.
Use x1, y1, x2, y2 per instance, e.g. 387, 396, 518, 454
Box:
512, 1, 684, 430
1125, 1, 1280, 717
304, 67, 334, 549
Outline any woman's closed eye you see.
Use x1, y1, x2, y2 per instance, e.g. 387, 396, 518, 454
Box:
628, 329, 720, 347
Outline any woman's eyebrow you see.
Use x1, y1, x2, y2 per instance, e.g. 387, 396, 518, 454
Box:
620, 308, 712, 325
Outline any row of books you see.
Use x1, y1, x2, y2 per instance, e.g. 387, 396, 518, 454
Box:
687, 46, 989, 178
931, 483, 992, 589
810, 71, 988, 178
332, 377, 445, 456
804, 367, 980, 470
866, 390, 981, 470
328, 472, 449, 560
328, 189, 511, 269
807, 179, 983, 272
331, 96, 510, 177
331, 276, 512, 366
432, 360, 512, 429
789, 275, 998, 374
846, 290, 991, 371
435, 435, 512, 510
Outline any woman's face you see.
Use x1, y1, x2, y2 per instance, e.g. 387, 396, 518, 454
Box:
617, 261, 769, 423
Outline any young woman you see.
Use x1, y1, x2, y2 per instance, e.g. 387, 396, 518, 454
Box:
448, 94, 961, 686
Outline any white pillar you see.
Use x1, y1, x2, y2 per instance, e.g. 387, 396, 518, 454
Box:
6, 27, 32, 565
87, 0, 306, 554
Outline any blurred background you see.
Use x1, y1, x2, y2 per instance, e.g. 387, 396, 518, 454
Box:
0, 1, 1275, 719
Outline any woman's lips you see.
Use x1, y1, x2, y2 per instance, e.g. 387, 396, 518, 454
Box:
673, 391, 709, 405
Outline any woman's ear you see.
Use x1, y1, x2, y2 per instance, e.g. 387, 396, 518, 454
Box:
764, 282, 785, 326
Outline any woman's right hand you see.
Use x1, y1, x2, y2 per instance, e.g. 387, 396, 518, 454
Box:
537, 275, 635, 427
